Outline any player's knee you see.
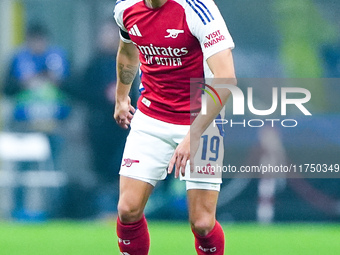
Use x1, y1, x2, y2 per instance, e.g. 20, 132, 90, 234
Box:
117, 200, 144, 223
190, 216, 215, 236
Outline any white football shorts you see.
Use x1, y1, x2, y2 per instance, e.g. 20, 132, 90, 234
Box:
119, 110, 224, 191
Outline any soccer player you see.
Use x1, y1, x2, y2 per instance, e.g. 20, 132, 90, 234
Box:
113, 0, 236, 254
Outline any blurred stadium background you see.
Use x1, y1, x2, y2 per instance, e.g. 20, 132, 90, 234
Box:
0, 0, 339, 254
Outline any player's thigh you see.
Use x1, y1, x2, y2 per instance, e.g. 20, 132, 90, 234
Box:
120, 110, 176, 181
118, 176, 154, 221
187, 189, 219, 225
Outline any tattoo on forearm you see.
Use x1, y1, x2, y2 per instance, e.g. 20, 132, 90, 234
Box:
118, 63, 138, 85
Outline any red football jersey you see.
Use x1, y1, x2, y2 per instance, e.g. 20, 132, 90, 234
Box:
114, 0, 234, 124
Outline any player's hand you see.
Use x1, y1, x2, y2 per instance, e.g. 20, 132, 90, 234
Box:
114, 96, 135, 129
168, 134, 190, 178
168, 133, 195, 178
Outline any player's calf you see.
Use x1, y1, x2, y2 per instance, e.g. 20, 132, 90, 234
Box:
117, 215, 150, 255
188, 189, 224, 254
116, 177, 153, 254
192, 221, 225, 255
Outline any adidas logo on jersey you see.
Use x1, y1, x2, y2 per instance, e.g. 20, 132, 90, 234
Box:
129, 24, 142, 37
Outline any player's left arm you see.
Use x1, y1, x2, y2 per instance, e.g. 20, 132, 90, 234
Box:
168, 0, 236, 177
168, 49, 236, 178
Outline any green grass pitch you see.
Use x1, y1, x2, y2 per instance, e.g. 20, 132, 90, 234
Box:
0, 221, 339, 255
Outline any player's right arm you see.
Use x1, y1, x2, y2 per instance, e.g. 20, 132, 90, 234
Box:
114, 39, 139, 129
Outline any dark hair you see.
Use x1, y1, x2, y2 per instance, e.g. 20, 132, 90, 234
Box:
26, 22, 48, 37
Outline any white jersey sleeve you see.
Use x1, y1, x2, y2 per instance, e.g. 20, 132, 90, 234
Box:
184, 0, 235, 60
